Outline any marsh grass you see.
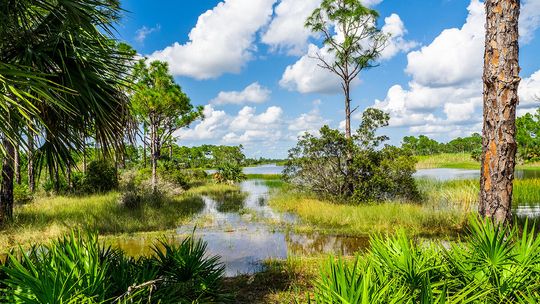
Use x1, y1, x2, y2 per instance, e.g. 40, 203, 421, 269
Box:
246, 174, 283, 180
223, 256, 325, 304
272, 178, 540, 237
415, 153, 480, 169
418, 178, 540, 211
0, 184, 239, 252
269, 192, 466, 237
416, 153, 540, 170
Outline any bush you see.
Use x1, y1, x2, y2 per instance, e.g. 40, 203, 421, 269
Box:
284, 108, 419, 203
83, 160, 118, 193
311, 218, 540, 303
213, 163, 246, 185
13, 183, 32, 204
471, 148, 482, 162
0, 231, 229, 303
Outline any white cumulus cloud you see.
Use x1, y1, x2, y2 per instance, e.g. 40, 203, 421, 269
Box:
373, 0, 540, 140
149, 0, 276, 79
211, 82, 271, 105
261, 0, 321, 55
405, 0, 485, 87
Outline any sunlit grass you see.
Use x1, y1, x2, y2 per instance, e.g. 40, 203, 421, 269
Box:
246, 173, 283, 180
416, 153, 540, 170
271, 178, 540, 237
269, 192, 466, 237
415, 153, 480, 169
0, 183, 239, 252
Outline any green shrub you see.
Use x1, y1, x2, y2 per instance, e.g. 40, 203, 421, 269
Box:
13, 183, 32, 204
285, 108, 419, 203
311, 218, 540, 303
83, 160, 118, 193
213, 163, 246, 184
471, 148, 482, 162
0, 231, 229, 303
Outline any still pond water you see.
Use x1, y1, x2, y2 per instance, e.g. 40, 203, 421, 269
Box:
111, 165, 540, 277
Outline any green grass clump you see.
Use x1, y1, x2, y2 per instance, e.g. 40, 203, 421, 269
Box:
269, 191, 465, 237
246, 174, 283, 180
0, 183, 239, 252
271, 178, 540, 237
0, 231, 229, 303
311, 219, 540, 303
415, 153, 480, 170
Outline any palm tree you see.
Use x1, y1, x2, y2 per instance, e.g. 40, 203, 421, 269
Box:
0, 0, 132, 224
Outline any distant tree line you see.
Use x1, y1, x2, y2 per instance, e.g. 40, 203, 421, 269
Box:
403, 110, 540, 163
401, 134, 483, 156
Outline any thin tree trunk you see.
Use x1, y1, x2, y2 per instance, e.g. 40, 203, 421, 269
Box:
14, 144, 20, 184
143, 125, 147, 168
169, 144, 173, 159
151, 122, 158, 193
83, 135, 87, 173
67, 164, 72, 192
28, 129, 35, 192
479, 0, 520, 225
0, 137, 15, 225
54, 162, 60, 193
344, 84, 352, 139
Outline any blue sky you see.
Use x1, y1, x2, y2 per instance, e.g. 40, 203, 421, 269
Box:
117, 0, 540, 158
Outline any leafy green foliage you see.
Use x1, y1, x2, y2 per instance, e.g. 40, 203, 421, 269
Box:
0, 231, 228, 303
213, 163, 246, 185
83, 160, 118, 194
285, 108, 418, 203
402, 134, 483, 156
130, 59, 203, 159
516, 108, 540, 162
13, 184, 32, 205
311, 218, 540, 303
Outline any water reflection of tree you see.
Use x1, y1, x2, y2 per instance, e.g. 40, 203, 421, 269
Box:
206, 191, 248, 213
286, 232, 369, 256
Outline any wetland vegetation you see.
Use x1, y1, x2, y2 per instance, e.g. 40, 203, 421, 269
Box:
1, 0, 538, 303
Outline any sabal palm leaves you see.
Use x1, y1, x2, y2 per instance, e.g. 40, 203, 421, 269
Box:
0, 0, 132, 220
312, 218, 540, 303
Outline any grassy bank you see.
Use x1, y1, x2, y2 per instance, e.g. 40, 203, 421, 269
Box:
270, 178, 540, 237
246, 173, 282, 180
270, 192, 466, 237
416, 153, 540, 170
415, 153, 479, 169
0, 183, 237, 252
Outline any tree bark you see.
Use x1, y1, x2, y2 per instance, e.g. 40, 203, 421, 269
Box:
479, 0, 520, 225
344, 84, 352, 139
28, 129, 35, 192
0, 137, 15, 225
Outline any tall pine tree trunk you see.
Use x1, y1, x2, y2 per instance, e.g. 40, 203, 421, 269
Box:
0, 137, 15, 225
479, 0, 520, 225
344, 83, 352, 139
